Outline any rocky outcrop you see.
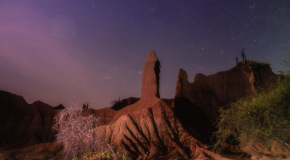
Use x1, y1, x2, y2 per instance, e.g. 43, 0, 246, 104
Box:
175, 70, 215, 143
96, 98, 226, 160
141, 50, 160, 98
175, 61, 279, 122
111, 97, 140, 111
1, 50, 228, 160
106, 51, 162, 124
176, 68, 189, 97
0, 91, 57, 150
4, 51, 279, 159
84, 107, 117, 125
87, 51, 227, 159
54, 104, 65, 110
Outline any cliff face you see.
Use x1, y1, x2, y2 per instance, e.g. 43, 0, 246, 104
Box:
175, 61, 279, 122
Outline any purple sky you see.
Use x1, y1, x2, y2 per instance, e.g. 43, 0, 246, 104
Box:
0, 0, 289, 109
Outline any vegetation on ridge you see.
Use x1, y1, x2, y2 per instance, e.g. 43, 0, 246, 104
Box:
212, 73, 290, 155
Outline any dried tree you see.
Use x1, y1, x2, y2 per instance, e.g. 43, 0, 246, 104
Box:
53, 105, 115, 159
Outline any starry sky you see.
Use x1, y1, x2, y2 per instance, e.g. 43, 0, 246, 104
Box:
0, 0, 289, 109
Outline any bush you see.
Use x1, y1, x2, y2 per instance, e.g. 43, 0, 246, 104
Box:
53, 105, 116, 159
72, 150, 128, 160
212, 75, 290, 154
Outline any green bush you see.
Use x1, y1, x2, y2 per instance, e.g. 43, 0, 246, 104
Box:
212, 74, 290, 154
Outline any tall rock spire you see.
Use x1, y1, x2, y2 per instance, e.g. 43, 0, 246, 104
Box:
175, 68, 189, 97
141, 50, 160, 98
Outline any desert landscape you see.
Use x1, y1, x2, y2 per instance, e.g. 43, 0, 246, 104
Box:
1, 50, 289, 160
1, 1, 290, 159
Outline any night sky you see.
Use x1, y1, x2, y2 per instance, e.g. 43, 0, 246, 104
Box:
0, 0, 289, 109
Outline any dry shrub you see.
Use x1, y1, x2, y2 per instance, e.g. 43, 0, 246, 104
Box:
53, 105, 116, 160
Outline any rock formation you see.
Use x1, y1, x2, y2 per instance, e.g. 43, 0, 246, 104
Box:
175, 61, 279, 123
141, 50, 160, 98
78, 51, 227, 159
111, 97, 140, 111
2, 52, 281, 159
1, 50, 230, 160
176, 68, 189, 97
85, 51, 228, 159
0, 91, 57, 150
54, 104, 65, 110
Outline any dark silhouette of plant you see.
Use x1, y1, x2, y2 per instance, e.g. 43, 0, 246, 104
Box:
110, 97, 120, 107
83, 102, 89, 110
241, 47, 246, 61
110, 100, 118, 107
